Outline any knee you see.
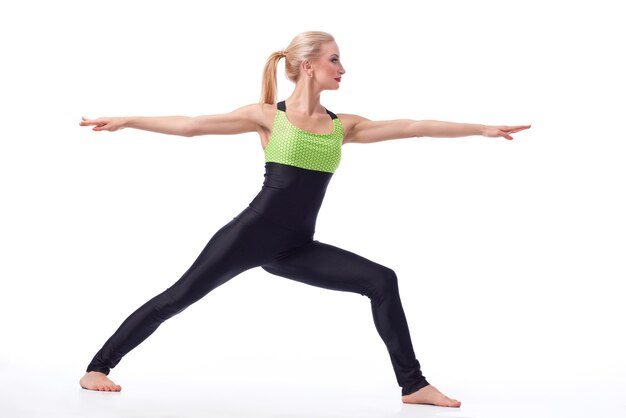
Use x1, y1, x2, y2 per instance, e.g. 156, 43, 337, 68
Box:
368, 267, 400, 302
148, 288, 190, 322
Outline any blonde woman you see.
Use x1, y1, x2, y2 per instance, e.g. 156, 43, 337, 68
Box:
79, 31, 530, 407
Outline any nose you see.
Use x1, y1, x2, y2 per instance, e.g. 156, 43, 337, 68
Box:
339, 65, 346, 75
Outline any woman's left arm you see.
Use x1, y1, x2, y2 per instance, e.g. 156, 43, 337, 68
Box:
338, 114, 531, 144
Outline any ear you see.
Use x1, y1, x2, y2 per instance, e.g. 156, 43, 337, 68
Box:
301, 59, 313, 77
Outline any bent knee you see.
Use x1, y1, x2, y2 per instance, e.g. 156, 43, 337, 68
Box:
379, 267, 399, 291
367, 267, 399, 299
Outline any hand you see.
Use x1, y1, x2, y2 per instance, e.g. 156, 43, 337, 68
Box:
79, 116, 126, 132
482, 124, 531, 140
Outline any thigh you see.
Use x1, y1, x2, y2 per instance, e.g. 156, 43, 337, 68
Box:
261, 240, 390, 296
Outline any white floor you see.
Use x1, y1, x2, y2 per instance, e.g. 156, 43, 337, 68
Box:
1, 366, 624, 418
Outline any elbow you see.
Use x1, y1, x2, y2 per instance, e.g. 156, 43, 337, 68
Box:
411, 120, 426, 138
412, 120, 435, 138
183, 118, 198, 137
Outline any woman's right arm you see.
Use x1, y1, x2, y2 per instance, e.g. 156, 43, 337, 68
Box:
79, 103, 269, 137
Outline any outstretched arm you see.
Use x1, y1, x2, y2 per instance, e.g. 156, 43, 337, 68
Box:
79, 103, 269, 137
338, 114, 531, 144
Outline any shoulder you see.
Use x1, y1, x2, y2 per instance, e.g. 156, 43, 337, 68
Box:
234, 103, 277, 130
336, 113, 371, 141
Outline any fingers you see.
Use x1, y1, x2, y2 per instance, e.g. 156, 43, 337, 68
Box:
79, 117, 101, 127
498, 124, 531, 140
79, 116, 110, 130
92, 123, 109, 131
503, 125, 531, 133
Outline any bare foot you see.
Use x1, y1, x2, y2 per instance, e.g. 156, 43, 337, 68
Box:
79, 372, 122, 392
401, 384, 460, 407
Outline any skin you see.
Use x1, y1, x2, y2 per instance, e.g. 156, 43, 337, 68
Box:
79, 40, 530, 406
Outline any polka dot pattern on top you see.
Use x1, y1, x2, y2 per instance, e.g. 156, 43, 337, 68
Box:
264, 101, 344, 173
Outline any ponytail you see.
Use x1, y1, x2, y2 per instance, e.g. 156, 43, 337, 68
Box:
260, 51, 285, 105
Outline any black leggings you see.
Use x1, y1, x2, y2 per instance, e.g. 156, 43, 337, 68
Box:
86, 206, 429, 396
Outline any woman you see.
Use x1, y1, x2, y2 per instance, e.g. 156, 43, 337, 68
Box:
78, 31, 530, 407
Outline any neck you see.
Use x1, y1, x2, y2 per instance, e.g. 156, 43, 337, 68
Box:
285, 79, 324, 116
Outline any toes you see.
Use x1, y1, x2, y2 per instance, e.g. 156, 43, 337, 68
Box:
446, 398, 461, 407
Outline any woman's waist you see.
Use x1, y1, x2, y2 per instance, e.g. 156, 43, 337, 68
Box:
247, 189, 325, 233
247, 162, 333, 232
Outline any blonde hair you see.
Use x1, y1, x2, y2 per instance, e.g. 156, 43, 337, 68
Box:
260, 31, 335, 104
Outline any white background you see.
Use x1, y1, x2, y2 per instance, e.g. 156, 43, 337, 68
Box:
1, 1, 624, 417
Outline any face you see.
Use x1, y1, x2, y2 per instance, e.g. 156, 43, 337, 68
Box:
308, 41, 346, 90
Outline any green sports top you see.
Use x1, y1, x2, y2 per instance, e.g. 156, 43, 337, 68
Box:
264, 101, 344, 173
